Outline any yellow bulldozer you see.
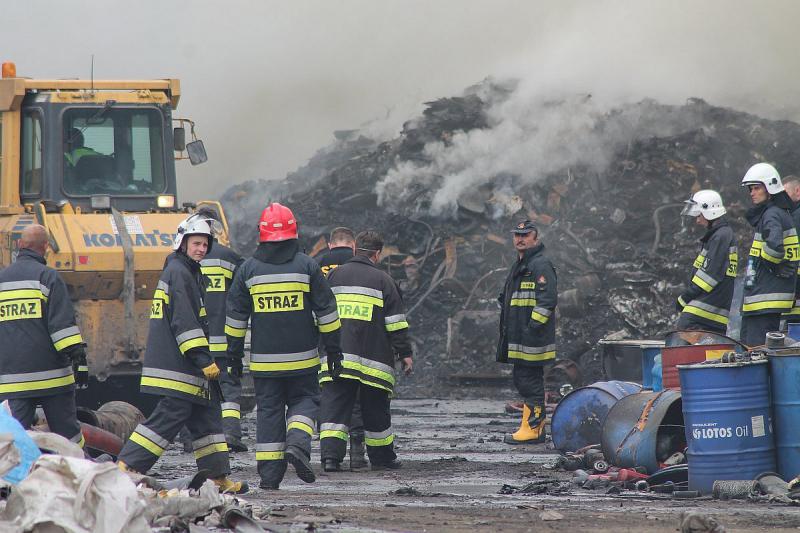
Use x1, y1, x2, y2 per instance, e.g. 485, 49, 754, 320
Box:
0, 62, 236, 414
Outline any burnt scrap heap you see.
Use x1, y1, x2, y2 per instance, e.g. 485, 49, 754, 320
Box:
220, 80, 800, 395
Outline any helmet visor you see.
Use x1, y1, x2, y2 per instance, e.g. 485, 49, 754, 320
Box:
681, 199, 702, 217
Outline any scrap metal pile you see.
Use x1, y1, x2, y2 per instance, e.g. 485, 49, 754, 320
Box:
220, 79, 800, 394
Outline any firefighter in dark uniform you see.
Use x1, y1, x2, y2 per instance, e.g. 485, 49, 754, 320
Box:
118, 214, 247, 494
675, 190, 737, 334
315, 226, 367, 469
0, 225, 87, 447
320, 230, 414, 472
197, 208, 247, 452
226, 202, 342, 490
497, 220, 557, 445
740, 163, 799, 346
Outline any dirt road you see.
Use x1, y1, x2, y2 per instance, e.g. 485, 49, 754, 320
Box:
154, 398, 800, 532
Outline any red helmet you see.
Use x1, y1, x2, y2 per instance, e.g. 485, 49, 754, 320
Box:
259, 202, 298, 242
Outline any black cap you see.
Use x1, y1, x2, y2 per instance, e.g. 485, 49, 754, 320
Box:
511, 220, 537, 235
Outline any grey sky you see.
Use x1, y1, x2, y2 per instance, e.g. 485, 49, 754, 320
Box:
4, 1, 799, 200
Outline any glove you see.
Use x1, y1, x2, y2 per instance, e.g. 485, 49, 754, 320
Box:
202, 362, 221, 380
228, 356, 244, 378
327, 351, 344, 379
69, 346, 89, 389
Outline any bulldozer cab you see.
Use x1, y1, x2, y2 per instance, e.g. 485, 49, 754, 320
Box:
0, 63, 228, 414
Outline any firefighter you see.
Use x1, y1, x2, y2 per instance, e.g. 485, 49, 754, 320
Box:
314, 227, 367, 469
780, 176, 800, 323
740, 163, 799, 346
196, 207, 247, 452
320, 230, 413, 472
0, 225, 87, 447
497, 220, 557, 445
117, 214, 247, 494
675, 190, 737, 334
226, 203, 342, 490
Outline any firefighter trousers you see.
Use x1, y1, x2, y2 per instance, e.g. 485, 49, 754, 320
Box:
10, 391, 84, 448
512, 364, 544, 412
216, 357, 243, 440
254, 373, 319, 486
740, 314, 781, 347
118, 395, 230, 478
320, 378, 396, 466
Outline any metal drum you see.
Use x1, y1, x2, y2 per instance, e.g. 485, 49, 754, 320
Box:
551, 381, 642, 453
768, 349, 800, 480
601, 389, 684, 474
679, 360, 776, 494
662, 343, 732, 390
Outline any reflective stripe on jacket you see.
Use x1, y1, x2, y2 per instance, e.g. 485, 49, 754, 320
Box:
141, 253, 214, 405
784, 204, 800, 319
0, 249, 83, 399
320, 255, 413, 392
496, 244, 557, 367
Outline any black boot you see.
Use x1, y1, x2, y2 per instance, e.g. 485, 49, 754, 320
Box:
371, 459, 402, 471
226, 435, 248, 453
323, 458, 341, 472
349, 436, 368, 470
285, 446, 316, 483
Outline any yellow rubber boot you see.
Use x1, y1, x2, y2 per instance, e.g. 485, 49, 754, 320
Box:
117, 461, 141, 474
504, 405, 546, 444
213, 476, 249, 494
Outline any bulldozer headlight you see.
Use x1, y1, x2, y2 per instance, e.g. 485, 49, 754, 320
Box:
157, 195, 175, 209
90, 195, 111, 210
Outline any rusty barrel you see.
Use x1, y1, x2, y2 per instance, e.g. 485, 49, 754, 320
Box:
601, 389, 684, 473
77, 401, 144, 442
551, 380, 642, 453
661, 343, 732, 390
679, 360, 776, 494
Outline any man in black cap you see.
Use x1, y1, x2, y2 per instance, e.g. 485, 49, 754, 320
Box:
497, 220, 557, 444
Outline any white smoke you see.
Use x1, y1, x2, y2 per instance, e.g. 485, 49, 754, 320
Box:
376, 84, 707, 216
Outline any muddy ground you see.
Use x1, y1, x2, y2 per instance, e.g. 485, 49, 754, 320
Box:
152, 397, 800, 532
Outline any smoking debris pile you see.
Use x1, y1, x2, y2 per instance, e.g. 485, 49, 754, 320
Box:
220, 79, 800, 396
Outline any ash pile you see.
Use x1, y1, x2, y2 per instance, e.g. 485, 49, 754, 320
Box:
220, 79, 800, 396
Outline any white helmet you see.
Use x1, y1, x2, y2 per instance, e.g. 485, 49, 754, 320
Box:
682, 189, 726, 220
741, 162, 783, 195
173, 213, 218, 252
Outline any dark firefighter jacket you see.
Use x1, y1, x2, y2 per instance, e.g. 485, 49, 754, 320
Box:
0, 248, 84, 399
316, 246, 354, 276
784, 203, 800, 319
321, 255, 413, 393
200, 243, 244, 354
496, 243, 557, 367
225, 240, 341, 378
677, 219, 738, 328
742, 201, 799, 316
140, 252, 214, 405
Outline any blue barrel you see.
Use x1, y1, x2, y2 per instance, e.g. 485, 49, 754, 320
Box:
679, 360, 776, 494
768, 350, 800, 480
788, 324, 800, 342
601, 389, 683, 474
551, 381, 642, 453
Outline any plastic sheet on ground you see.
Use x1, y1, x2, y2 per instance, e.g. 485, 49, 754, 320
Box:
0, 404, 40, 484
1, 455, 149, 533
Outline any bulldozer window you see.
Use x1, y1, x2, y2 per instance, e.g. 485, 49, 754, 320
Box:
21, 112, 43, 195
63, 108, 166, 196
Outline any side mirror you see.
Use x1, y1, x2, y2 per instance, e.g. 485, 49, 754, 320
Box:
186, 140, 208, 166
173, 127, 186, 152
